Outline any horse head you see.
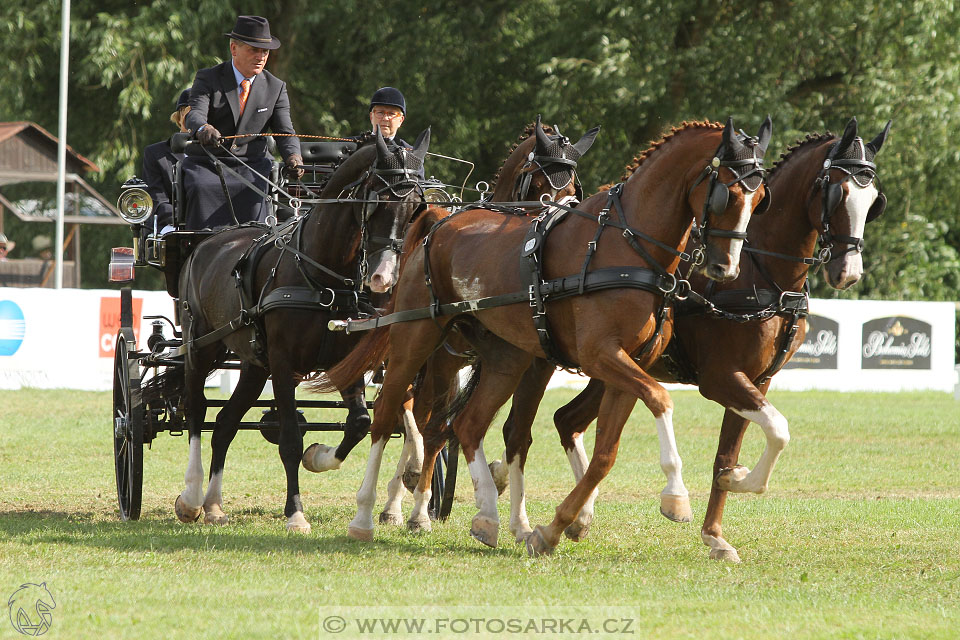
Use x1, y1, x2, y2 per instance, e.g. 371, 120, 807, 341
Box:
364, 127, 430, 292
812, 117, 891, 290
690, 115, 772, 282
517, 114, 601, 203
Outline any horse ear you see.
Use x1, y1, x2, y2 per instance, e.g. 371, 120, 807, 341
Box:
375, 127, 390, 160
535, 114, 551, 150
837, 117, 858, 154
722, 116, 735, 147
756, 115, 773, 154
412, 127, 431, 160
573, 125, 601, 156
866, 120, 892, 155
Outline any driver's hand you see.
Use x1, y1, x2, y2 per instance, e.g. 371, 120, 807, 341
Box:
197, 125, 221, 147
284, 154, 304, 180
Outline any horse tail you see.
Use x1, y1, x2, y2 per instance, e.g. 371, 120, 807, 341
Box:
420, 361, 482, 449
311, 300, 394, 394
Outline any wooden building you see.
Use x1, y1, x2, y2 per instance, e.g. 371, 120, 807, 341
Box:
0, 121, 124, 287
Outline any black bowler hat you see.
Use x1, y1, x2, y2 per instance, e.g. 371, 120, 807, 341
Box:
369, 87, 406, 115
176, 89, 191, 110
224, 15, 281, 50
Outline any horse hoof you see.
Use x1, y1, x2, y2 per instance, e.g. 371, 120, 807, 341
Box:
407, 517, 432, 534
488, 460, 509, 496
347, 526, 374, 541
512, 527, 533, 545
709, 547, 741, 563
203, 505, 229, 526
564, 520, 591, 542
285, 511, 311, 533
660, 493, 693, 523
174, 495, 201, 523
379, 511, 404, 526
715, 465, 750, 492
525, 526, 554, 557
401, 469, 421, 493
302, 443, 341, 473
469, 515, 499, 548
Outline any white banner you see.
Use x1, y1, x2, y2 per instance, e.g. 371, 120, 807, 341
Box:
0, 288, 956, 392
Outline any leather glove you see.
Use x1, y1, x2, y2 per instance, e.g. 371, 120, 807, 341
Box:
285, 154, 304, 180
197, 124, 221, 147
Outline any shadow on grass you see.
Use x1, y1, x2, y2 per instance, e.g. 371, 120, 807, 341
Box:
0, 508, 519, 559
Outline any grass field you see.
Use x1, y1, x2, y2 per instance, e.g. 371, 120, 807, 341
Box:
1, 387, 958, 639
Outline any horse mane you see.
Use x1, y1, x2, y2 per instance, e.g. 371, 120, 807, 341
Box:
320, 144, 377, 198
618, 120, 724, 183
489, 121, 557, 190
767, 132, 836, 180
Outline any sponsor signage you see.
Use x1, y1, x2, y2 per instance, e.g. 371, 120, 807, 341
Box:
861, 316, 932, 370
98, 295, 143, 357
784, 314, 839, 369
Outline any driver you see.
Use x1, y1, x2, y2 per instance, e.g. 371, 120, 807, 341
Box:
183, 15, 303, 229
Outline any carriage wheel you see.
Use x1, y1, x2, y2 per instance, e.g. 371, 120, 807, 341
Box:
113, 331, 144, 521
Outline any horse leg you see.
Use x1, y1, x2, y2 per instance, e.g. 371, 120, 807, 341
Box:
455, 352, 533, 549
202, 364, 268, 525
269, 363, 311, 533
349, 322, 446, 541
407, 417, 447, 534
175, 342, 218, 523
700, 378, 786, 562
407, 351, 462, 533
527, 346, 672, 557
302, 377, 370, 472
500, 359, 553, 543
527, 382, 639, 556
552, 378, 604, 540
380, 395, 418, 526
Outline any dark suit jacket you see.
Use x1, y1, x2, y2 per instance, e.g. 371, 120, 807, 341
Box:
142, 137, 183, 229
185, 60, 300, 159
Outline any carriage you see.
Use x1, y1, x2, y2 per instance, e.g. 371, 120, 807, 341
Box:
108, 133, 458, 522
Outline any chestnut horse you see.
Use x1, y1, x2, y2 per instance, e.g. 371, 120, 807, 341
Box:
304, 117, 601, 526
173, 129, 429, 532
322, 118, 771, 555
500, 117, 890, 561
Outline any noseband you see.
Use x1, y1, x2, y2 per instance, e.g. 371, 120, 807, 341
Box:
813, 138, 884, 263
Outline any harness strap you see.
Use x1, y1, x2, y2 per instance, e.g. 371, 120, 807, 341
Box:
332, 266, 671, 334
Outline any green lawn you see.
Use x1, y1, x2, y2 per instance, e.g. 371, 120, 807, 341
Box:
1, 388, 958, 639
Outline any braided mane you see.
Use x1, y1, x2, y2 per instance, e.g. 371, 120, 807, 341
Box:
490, 121, 557, 189
767, 132, 835, 180
618, 120, 724, 183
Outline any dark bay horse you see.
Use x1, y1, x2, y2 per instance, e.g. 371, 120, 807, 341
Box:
501, 117, 890, 561
173, 129, 429, 532
304, 117, 600, 527
321, 119, 771, 554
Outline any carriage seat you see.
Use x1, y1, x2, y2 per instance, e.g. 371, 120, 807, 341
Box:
287, 140, 358, 193
300, 140, 358, 164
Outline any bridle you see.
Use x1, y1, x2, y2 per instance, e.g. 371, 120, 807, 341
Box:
688, 132, 769, 252
353, 147, 425, 282
514, 133, 583, 203
812, 137, 885, 263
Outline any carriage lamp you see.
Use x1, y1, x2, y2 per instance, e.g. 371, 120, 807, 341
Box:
117, 178, 154, 225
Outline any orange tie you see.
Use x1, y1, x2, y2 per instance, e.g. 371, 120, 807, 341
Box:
238, 78, 251, 116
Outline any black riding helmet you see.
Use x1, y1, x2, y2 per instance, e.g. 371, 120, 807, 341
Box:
369, 87, 406, 115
